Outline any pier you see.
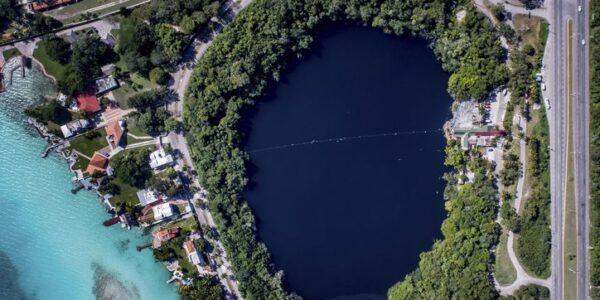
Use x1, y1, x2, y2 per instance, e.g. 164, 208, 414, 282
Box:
103, 216, 120, 227
136, 242, 152, 251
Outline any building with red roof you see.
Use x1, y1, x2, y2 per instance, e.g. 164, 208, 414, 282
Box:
152, 227, 179, 248
184, 240, 204, 266
30, 0, 75, 11
105, 120, 124, 150
86, 152, 109, 175
76, 92, 100, 114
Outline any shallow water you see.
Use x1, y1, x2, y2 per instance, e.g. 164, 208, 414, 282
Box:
0, 67, 179, 300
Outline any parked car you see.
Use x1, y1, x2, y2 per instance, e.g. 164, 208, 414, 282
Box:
541, 83, 546, 91
545, 98, 551, 110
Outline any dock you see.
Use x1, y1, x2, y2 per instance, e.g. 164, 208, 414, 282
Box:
103, 216, 120, 227
136, 242, 152, 251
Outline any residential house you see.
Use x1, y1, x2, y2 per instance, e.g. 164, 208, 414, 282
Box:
30, 0, 75, 11
149, 148, 174, 170
152, 227, 179, 248
95, 75, 118, 95
100, 33, 116, 48
136, 189, 165, 206
183, 240, 204, 266
86, 152, 109, 175
75, 92, 101, 114
152, 202, 175, 221
105, 120, 124, 151
60, 119, 90, 138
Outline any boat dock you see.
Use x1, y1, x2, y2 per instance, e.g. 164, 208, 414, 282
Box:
136, 242, 152, 251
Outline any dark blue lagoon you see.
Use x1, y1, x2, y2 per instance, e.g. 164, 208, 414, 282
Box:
243, 25, 451, 299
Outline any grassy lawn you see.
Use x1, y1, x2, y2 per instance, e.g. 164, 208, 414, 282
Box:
2, 48, 21, 61
563, 19, 577, 300
126, 133, 152, 145
512, 14, 544, 49
72, 155, 90, 171
125, 117, 150, 137
109, 176, 140, 209
113, 73, 157, 108
69, 128, 108, 157
160, 217, 198, 233
60, 0, 150, 24
495, 231, 517, 285
33, 40, 67, 81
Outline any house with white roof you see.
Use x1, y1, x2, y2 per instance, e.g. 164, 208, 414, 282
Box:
183, 240, 204, 266
149, 148, 174, 170
152, 202, 175, 221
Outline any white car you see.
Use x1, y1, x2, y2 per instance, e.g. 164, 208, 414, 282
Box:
578, 5, 582, 12
582, 39, 586, 45
545, 98, 551, 110
541, 83, 546, 91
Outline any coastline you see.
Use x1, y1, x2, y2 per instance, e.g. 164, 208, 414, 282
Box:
0, 64, 179, 300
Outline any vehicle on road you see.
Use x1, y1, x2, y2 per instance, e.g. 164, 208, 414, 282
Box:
582, 39, 586, 45
541, 83, 546, 91
545, 98, 551, 110
578, 5, 582, 12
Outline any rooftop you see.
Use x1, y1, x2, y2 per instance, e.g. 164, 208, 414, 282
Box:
105, 120, 123, 149
152, 202, 175, 220
86, 152, 109, 175
76, 92, 100, 114
149, 148, 174, 169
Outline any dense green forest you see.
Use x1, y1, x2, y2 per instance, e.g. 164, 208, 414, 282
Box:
589, 0, 600, 298
184, 0, 506, 298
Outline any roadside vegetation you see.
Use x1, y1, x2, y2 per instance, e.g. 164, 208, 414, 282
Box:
500, 284, 550, 300
588, 0, 600, 298
0, 0, 62, 42
491, 8, 551, 279
2, 48, 21, 61
184, 0, 509, 298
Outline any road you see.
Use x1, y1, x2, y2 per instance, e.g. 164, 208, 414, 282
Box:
546, 0, 590, 299
572, 0, 590, 298
166, 1, 254, 299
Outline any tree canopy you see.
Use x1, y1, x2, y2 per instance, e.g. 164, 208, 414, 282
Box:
183, 0, 507, 298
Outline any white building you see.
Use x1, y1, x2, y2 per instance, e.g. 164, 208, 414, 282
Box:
136, 189, 160, 206
184, 240, 204, 266
152, 202, 175, 221
149, 148, 174, 170
60, 119, 90, 138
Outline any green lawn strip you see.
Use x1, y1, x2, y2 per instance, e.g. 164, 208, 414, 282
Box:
112, 73, 157, 108
126, 133, 151, 145
495, 231, 517, 285
69, 128, 108, 157
60, 0, 149, 24
109, 176, 139, 208
73, 155, 90, 171
2, 48, 21, 61
563, 19, 578, 300
33, 40, 67, 81
513, 14, 543, 49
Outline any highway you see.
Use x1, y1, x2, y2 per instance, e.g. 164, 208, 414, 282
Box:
573, 0, 590, 298
547, 0, 590, 299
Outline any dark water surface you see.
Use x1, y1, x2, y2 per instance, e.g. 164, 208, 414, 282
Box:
243, 25, 450, 300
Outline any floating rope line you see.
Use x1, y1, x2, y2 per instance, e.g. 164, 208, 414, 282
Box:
247, 128, 443, 154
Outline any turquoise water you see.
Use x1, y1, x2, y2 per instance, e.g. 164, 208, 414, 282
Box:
0, 67, 180, 300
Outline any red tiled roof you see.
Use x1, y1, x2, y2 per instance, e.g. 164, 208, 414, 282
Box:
183, 240, 196, 254
31, 0, 74, 11
86, 152, 109, 174
76, 92, 100, 114
152, 227, 179, 242
105, 120, 123, 148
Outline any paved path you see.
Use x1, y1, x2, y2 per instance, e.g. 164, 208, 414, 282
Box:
166, 1, 254, 298
496, 115, 551, 295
